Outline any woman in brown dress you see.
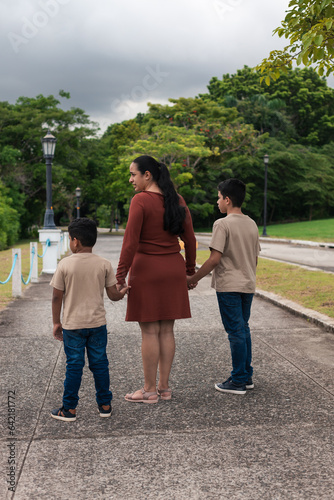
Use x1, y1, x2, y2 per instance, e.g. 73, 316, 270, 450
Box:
116, 155, 196, 403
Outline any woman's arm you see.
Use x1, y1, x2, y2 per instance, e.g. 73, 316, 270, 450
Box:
116, 195, 144, 284
179, 201, 197, 275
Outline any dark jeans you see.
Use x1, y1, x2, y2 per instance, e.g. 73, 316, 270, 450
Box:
216, 292, 254, 385
62, 325, 112, 409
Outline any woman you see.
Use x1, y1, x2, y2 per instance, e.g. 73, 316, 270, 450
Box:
116, 155, 196, 403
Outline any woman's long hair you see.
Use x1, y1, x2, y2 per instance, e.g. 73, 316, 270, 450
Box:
133, 155, 186, 235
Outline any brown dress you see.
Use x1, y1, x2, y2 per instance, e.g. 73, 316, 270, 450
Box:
116, 191, 196, 322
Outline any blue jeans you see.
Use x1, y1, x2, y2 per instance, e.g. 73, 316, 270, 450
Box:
62, 325, 112, 409
216, 292, 254, 385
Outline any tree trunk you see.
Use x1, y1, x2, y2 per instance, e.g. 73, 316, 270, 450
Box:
309, 204, 313, 221
110, 206, 114, 232
269, 203, 275, 224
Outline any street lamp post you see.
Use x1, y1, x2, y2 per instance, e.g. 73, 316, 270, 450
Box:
41, 130, 57, 229
262, 154, 269, 237
75, 187, 81, 218
39, 129, 62, 274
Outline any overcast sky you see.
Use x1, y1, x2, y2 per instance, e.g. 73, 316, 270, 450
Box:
1, 0, 300, 132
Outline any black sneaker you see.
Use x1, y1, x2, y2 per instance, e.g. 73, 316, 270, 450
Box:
51, 406, 76, 422
225, 375, 254, 390
215, 378, 246, 395
246, 378, 254, 390
98, 404, 112, 418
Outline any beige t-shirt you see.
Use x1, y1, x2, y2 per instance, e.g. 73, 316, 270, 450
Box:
50, 253, 117, 329
210, 214, 260, 293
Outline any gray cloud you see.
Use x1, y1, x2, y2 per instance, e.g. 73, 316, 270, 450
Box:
1, 0, 300, 131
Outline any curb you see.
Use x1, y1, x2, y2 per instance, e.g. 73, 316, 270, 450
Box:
255, 289, 334, 334
259, 236, 334, 248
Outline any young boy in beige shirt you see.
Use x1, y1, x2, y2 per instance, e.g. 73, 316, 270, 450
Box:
50, 218, 129, 421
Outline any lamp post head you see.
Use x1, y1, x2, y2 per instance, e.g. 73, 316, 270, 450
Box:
264, 154, 269, 166
41, 130, 57, 158
75, 187, 81, 198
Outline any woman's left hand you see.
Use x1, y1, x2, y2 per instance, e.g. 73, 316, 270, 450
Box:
117, 282, 128, 292
186, 275, 197, 289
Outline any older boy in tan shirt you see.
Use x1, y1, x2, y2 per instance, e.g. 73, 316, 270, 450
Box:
187, 179, 260, 394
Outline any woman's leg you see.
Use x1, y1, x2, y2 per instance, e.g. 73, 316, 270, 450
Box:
128, 320, 175, 398
140, 321, 160, 393
158, 320, 175, 390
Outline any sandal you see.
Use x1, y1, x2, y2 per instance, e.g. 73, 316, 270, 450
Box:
124, 388, 158, 404
157, 388, 172, 400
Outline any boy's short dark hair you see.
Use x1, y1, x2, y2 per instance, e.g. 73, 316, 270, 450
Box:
68, 218, 97, 247
218, 178, 246, 208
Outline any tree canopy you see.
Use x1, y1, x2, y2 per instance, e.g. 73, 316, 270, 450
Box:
1, 66, 334, 246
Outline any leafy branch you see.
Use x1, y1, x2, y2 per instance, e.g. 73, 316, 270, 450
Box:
256, 0, 334, 84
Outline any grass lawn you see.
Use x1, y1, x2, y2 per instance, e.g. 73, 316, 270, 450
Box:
255, 218, 334, 242
0, 241, 43, 312
196, 250, 334, 319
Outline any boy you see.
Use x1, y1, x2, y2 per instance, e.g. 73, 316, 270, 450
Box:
50, 218, 129, 421
187, 179, 260, 394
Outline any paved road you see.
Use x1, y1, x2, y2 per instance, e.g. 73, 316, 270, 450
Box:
196, 234, 334, 272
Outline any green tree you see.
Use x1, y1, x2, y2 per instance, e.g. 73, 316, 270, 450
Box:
205, 67, 334, 145
146, 97, 239, 131
285, 147, 334, 220
0, 93, 99, 234
257, 0, 334, 83
205, 67, 262, 102
237, 95, 294, 139
0, 180, 19, 250
102, 120, 142, 228
107, 96, 264, 227
108, 124, 212, 208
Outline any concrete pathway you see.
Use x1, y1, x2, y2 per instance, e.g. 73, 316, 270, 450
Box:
0, 235, 333, 499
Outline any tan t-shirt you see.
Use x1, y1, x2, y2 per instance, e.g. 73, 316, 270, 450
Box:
210, 214, 260, 293
50, 253, 117, 329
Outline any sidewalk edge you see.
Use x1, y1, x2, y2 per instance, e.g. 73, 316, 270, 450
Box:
255, 288, 334, 334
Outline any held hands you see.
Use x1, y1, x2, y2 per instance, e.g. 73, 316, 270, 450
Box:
186, 275, 197, 290
119, 284, 131, 297
53, 323, 63, 342
117, 283, 131, 296
107, 283, 130, 301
